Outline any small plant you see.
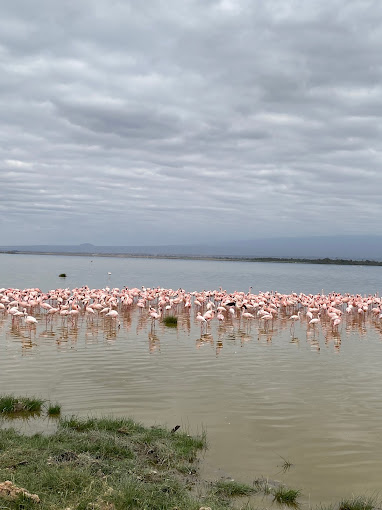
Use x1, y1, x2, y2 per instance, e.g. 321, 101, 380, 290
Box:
254, 477, 273, 495
0, 395, 44, 414
23, 397, 44, 412
338, 496, 375, 510
47, 403, 61, 416
213, 479, 257, 497
0, 395, 16, 413
272, 485, 301, 505
59, 273, 67, 277
280, 455, 293, 472
163, 315, 178, 327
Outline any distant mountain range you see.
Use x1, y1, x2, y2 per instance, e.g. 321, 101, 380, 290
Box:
1, 235, 382, 261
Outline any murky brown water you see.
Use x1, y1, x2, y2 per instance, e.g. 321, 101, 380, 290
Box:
1, 254, 382, 506
1, 299, 382, 506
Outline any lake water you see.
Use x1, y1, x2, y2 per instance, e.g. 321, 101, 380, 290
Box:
1, 253, 382, 506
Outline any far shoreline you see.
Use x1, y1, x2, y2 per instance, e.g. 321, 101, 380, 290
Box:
0, 250, 381, 266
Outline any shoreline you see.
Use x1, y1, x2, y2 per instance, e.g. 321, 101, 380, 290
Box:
0, 250, 381, 266
0, 401, 375, 509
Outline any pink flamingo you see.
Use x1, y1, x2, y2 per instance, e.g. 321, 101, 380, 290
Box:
196, 312, 207, 331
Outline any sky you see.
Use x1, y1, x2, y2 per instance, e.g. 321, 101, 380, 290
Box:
1, 0, 382, 246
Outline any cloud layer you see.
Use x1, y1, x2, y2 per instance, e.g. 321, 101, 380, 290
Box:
1, 0, 382, 245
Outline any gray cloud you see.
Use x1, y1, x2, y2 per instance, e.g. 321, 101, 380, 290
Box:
1, 0, 382, 245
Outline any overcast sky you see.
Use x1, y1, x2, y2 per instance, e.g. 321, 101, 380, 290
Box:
1, 0, 382, 246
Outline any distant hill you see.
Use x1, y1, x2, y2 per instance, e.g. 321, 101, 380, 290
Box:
1, 235, 382, 261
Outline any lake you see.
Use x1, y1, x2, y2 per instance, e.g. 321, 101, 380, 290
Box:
1, 253, 382, 506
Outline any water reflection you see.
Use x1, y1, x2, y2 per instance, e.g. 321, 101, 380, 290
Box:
195, 333, 214, 350
2, 290, 382, 356
2, 285, 382, 505
148, 332, 160, 353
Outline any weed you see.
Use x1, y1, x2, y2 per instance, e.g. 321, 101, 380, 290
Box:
279, 455, 293, 472
272, 485, 301, 505
338, 496, 376, 510
163, 315, 178, 327
253, 477, 273, 495
0, 395, 44, 414
47, 403, 61, 416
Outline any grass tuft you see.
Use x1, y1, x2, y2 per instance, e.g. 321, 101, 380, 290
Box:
272, 485, 301, 505
58, 273, 67, 277
163, 315, 178, 327
0, 395, 44, 414
338, 496, 376, 510
280, 455, 293, 472
47, 403, 61, 416
212, 479, 257, 497
0, 406, 223, 510
60, 415, 146, 433
254, 477, 273, 495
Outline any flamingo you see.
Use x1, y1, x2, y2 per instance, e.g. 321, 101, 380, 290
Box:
289, 311, 301, 334
289, 311, 301, 322
196, 312, 207, 331
149, 307, 161, 328
24, 311, 38, 326
106, 308, 119, 319
203, 310, 214, 322
217, 312, 225, 322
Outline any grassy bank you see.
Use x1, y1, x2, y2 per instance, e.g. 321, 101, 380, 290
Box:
0, 412, 302, 510
0, 399, 379, 509
0, 415, 213, 510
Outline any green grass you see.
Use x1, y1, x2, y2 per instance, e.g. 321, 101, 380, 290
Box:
0, 399, 379, 510
61, 416, 206, 467
0, 395, 44, 414
60, 415, 146, 434
338, 496, 376, 510
0, 416, 215, 510
47, 403, 61, 416
272, 485, 301, 505
163, 315, 178, 327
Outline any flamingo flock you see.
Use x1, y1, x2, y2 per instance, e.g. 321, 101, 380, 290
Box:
0, 285, 381, 350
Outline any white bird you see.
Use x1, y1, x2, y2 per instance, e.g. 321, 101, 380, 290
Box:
196, 312, 207, 325
289, 311, 301, 322
106, 308, 119, 319
24, 311, 38, 325
217, 312, 225, 322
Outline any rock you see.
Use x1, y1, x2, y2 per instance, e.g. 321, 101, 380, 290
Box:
0, 480, 40, 503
